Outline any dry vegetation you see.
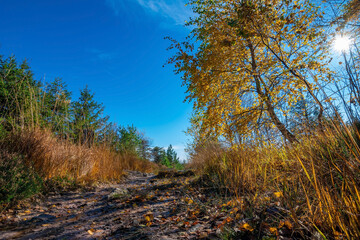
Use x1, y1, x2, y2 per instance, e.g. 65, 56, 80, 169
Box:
1, 128, 156, 181
0, 128, 157, 207
188, 123, 360, 238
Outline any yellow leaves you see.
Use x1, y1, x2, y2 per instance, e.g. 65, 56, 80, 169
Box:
169, 0, 332, 144
87, 229, 96, 235
185, 197, 194, 204
240, 222, 254, 231
146, 212, 154, 220
274, 191, 283, 198
269, 227, 278, 235
279, 220, 293, 229
144, 215, 151, 222
144, 211, 154, 226
230, 207, 239, 215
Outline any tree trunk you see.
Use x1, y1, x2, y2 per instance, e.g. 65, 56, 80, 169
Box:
247, 40, 298, 144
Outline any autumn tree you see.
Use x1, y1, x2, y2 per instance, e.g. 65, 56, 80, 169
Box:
168, 0, 332, 144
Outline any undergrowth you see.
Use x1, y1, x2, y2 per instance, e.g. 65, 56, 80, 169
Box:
189, 124, 360, 239
0, 128, 158, 208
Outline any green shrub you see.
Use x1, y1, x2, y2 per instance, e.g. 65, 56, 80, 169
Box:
0, 152, 43, 204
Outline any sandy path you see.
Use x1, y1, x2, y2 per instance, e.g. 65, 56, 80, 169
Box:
0, 171, 217, 240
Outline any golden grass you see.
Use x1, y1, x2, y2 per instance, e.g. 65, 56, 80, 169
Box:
189, 125, 360, 238
0, 128, 157, 182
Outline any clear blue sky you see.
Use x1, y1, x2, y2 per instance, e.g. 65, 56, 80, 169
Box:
0, 0, 194, 160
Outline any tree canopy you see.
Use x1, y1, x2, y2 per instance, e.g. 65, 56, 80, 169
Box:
168, 0, 332, 144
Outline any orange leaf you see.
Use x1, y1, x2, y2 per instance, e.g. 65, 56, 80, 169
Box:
269, 227, 278, 235
284, 220, 293, 229
273, 192, 283, 198
240, 223, 254, 232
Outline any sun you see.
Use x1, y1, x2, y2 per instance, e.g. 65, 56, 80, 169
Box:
333, 35, 351, 52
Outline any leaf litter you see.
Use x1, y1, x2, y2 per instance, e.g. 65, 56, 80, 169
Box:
0, 170, 297, 239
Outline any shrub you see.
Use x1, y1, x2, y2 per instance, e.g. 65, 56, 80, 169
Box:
0, 151, 42, 205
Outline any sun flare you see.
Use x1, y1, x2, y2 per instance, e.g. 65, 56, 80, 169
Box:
333, 35, 351, 52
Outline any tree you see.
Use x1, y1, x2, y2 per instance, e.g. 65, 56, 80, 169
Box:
42, 78, 72, 138
166, 144, 180, 165
151, 145, 181, 168
116, 125, 142, 154
168, 0, 332, 144
138, 136, 152, 160
151, 146, 165, 164
0, 56, 41, 129
72, 85, 109, 146
342, 0, 360, 24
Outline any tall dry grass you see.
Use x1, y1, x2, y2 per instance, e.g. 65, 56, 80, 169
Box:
0, 128, 156, 182
189, 124, 360, 238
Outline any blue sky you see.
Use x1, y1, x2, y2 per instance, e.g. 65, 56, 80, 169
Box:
0, 0, 194, 160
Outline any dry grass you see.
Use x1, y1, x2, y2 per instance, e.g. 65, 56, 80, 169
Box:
0, 128, 157, 182
189, 125, 360, 238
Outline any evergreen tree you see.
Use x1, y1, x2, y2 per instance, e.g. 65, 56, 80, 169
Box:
0, 56, 41, 129
72, 85, 109, 146
166, 144, 180, 166
43, 78, 72, 138
117, 125, 142, 154
151, 146, 164, 164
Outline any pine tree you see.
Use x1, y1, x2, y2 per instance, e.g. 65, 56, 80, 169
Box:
117, 125, 142, 154
151, 146, 165, 164
0, 55, 41, 129
71, 85, 109, 146
166, 144, 180, 166
42, 77, 72, 138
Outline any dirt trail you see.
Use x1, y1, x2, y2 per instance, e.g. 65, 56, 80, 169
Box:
0, 170, 218, 240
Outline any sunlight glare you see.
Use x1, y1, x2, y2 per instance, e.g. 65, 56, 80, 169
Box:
333, 35, 351, 52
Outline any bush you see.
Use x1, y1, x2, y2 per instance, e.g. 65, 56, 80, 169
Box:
0, 151, 42, 205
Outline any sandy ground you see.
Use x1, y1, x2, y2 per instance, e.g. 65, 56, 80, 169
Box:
0, 171, 220, 240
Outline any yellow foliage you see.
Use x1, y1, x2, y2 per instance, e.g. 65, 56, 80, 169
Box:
168, 0, 332, 144
273, 191, 283, 198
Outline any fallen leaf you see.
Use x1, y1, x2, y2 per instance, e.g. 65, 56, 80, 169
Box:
198, 232, 208, 238
144, 212, 154, 222
240, 223, 254, 232
284, 220, 293, 229
274, 192, 283, 198
269, 227, 278, 235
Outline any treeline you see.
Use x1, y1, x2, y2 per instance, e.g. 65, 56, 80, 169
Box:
0, 55, 181, 166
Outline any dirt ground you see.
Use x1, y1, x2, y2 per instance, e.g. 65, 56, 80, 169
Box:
0, 171, 227, 240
